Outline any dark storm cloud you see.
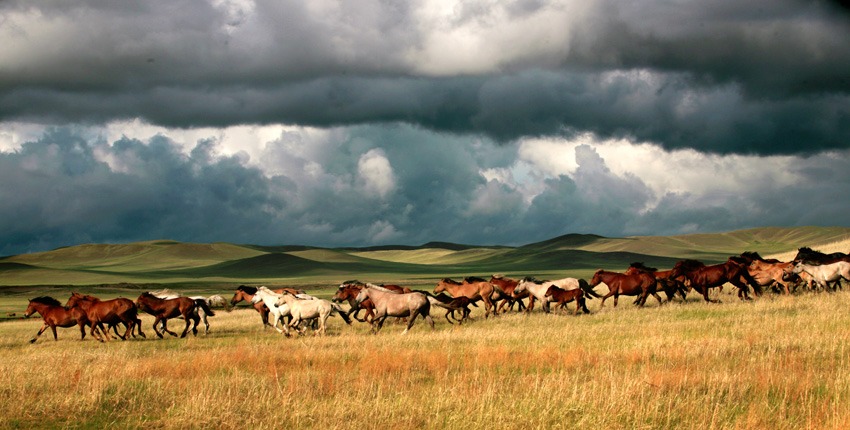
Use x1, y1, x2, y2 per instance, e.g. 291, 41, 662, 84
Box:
1, 0, 849, 155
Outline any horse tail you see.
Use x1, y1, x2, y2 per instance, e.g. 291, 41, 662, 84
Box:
331, 303, 352, 325
579, 278, 602, 299
195, 299, 216, 317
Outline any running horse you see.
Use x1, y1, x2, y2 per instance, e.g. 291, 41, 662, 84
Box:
589, 267, 658, 308
24, 296, 92, 343
434, 277, 502, 318
332, 281, 378, 322
489, 275, 528, 313
135, 292, 215, 338
65, 292, 144, 341
230, 285, 303, 327
669, 258, 756, 302
274, 292, 351, 336
543, 286, 590, 315
624, 262, 688, 303
513, 277, 598, 313
355, 285, 435, 334
738, 252, 796, 294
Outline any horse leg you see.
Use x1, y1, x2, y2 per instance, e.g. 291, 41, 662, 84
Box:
30, 323, 50, 343
179, 315, 192, 338
525, 296, 535, 313
401, 310, 419, 335
202, 312, 210, 334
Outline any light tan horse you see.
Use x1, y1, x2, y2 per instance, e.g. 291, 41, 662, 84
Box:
434, 277, 501, 317
355, 285, 434, 334
275, 292, 351, 336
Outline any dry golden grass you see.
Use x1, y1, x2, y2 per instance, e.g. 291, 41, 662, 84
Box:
3, 291, 850, 429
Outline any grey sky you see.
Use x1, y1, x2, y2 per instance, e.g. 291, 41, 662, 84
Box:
0, 0, 848, 254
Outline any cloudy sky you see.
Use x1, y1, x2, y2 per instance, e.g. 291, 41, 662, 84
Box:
1, 0, 849, 255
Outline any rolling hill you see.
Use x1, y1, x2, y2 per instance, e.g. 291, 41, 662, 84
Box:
0, 226, 848, 287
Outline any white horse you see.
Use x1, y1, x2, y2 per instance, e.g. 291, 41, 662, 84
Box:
250, 287, 294, 335
150, 289, 225, 334
355, 285, 434, 334
274, 293, 351, 336
792, 261, 850, 291
514, 277, 594, 313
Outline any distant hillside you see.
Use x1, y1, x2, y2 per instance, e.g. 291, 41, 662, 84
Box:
1, 226, 847, 286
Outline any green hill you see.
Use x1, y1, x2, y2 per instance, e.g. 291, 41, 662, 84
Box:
1, 226, 848, 286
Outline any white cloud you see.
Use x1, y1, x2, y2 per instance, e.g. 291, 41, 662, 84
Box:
357, 148, 396, 198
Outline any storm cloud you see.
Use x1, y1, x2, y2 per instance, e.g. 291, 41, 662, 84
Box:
1, 125, 849, 255
1, 0, 849, 155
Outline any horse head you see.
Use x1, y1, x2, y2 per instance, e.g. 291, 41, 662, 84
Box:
354, 287, 369, 304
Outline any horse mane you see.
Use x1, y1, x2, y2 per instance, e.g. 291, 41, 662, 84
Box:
491, 274, 504, 279
341, 280, 362, 286
149, 288, 181, 297
675, 259, 705, 271
440, 278, 462, 285
366, 284, 400, 293
728, 256, 749, 265
140, 292, 159, 299
236, 285, 258, 295
629, 262, 657, 273
741, 251, 764, 261
30, 296, 62, 306
464, 276, 487, 283
520, 276, 546, 284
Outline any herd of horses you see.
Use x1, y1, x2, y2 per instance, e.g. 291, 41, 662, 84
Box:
22, 246, 850, 342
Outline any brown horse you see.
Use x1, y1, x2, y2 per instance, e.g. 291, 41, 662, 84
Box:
543, 286, 590, 315
589, 268, 658, 308
65, 292, 144, 341
624, 263, 688, 303
332, 281, 376, 322
434, 277, 501, 317
669, 258, 756, 302
24, 296, 92, 343
135, 292, 215, 338
489, 275, 527, 313
419, 291, 476, 324
739, 252, 795, 294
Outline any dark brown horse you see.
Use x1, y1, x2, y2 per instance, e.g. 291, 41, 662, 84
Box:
332, 281, 376, 322
24, 296, 91, 343
65, 292, 144, 341
543, 286, 590, 315
669, 258, 756, 302
420, 291, 476, 324
589, 268, 658, 308
793, 247, 850, 265
624, 263, 688, 303
135, 292, 215, 338
489, 275, 527, 313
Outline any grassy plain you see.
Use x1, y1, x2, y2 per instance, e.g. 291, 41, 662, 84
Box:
3, 289, 850, 429
3, 226, 850, 429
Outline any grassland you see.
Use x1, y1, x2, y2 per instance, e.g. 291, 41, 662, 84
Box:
3, 290, 850, 429
3, 226, 850, 429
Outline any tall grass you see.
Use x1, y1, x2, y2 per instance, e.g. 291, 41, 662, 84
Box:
3, 291, 850, 429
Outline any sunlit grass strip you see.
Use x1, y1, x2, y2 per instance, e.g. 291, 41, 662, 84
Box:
2, 292, 850, 429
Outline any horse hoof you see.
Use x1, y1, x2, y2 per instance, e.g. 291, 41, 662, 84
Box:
29, 338, 36, 344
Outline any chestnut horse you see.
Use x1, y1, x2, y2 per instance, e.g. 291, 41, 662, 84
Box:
589, 268, 658, 308
355, 285, 434, 334
624, 263, 687, 303
332, 281, 378, 322
65, 292, 144, 341
434, 277, 501, 318
489, 275, 528, 313
738, 252, 795, 294
669, 258, 756, 302
543, 286, 590, 315
135, 292, 215, 338
24, 296, 92, 343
